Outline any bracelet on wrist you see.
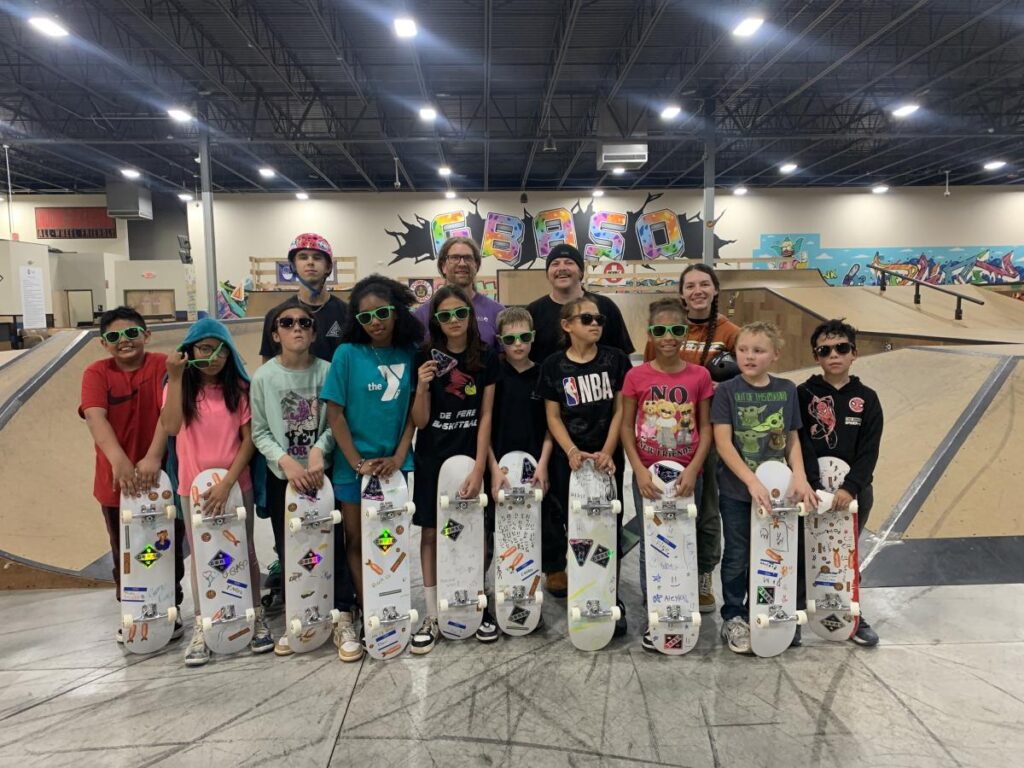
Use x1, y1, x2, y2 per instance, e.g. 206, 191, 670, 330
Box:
355, 458, 365, 472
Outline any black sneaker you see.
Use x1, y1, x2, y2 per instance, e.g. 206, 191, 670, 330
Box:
410, 616, 440, 655
613, 600, 627, 638
641, 628, 656, 651
851, 616, 879, 647
790, 625, 802, 647
476, 609, 499, 643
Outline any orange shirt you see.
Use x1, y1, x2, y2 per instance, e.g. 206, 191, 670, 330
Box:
642, 313, 739, 365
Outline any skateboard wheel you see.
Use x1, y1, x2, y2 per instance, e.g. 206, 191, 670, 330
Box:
330, 609, 341, 624
687, 503, 698, 519
495, 591, 505, 606
796, 502, 808, 517
120, 509, 133, 524
405, 501, 416, 515
245, 608, 256, 623
648, 611, 659, 627
330, 510, 343, 525
570, 606, 581, 621
477, 593, 488, 610
497, 489, 507, 504
478, 493, 488, 507
756, 506, 770, 519
570, 499, 582, 513
439, 495, 450, 510
364, 505, 377, 519
850, 601, 861, 617
202, 617, 213, 633
191, 513, 203, 529
610, 605, 622, 621
754, 613, 770, 628
288, 517, 303, 534
807, 599, 817, 614
367, 615, 380, 631
534, 591, 544, 607
795, 610, 808, 625
167, 606, 178, 624
122, 613, 133, 630
290, 619, 303, 636
849, 501, 859, 514
236, 506, 247, 521
409, 608, 419, 625
611, 500, 622, 515
692, 611, 702, 628
439, 598, 449, 612
165, 505, 177, 520
643, 505, 655, 521
532, 488, 542, 503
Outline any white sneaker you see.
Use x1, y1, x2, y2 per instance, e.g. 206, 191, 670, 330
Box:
333, 611, 363, 662
720, 616, 752, 654
184, 623, 210, 666
410, 616, 440, 655
698, 572, 716, 613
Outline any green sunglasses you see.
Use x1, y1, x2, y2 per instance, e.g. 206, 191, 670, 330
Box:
434, 306, 472, 324
101, 326, 145, 344
187, 341, 226, 369
500, 331, 535, 346
355, 305, 395, 325
648, 323, 689, 339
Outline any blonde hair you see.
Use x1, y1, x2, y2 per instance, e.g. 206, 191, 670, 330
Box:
738, 321, 784, 351
496, 306, 533, 334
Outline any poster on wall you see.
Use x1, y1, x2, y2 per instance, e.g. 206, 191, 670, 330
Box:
35, 207, 117, 239
19, 266, 47, 329
406, 278, 498, 304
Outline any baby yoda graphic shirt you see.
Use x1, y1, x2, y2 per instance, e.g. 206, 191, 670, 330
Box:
711, 374, 802, 502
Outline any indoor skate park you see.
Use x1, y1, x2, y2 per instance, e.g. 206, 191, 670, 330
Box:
1, 1, 1023, 766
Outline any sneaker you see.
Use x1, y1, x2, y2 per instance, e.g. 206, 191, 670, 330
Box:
250, 607, 274, 654
698, 572, 716, 614
613, 600, 627, 638
546, 571, 568, 598
274, 634, 294, 657
333, 611, 364, 662
410, 616, 440, 655
171, 612, 185, 641
184, 624, 210, 666
476, 609, 499, 642
790, 624, 802, 647
720, 616, 752, 654
851, 616, 880, 647
641, 628, 656, 652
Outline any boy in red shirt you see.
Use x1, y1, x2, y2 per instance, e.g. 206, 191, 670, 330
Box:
80, 306, 185, 644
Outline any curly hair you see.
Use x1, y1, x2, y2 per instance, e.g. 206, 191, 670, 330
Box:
342, 274, 422, 348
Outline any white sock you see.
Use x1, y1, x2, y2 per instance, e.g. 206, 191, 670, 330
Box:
424, 586, 437, 617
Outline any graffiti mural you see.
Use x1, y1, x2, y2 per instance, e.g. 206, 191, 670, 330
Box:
387, 194, 735, 269
216, 278, 251, 319
753, 234, 1023, 286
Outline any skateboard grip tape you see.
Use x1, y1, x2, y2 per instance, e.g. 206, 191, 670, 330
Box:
390, 552, 407, 573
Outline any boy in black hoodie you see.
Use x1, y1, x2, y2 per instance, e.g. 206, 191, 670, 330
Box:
797, 319, 882, 646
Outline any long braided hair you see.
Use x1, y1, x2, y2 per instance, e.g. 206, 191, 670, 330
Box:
679, 263, 721, 366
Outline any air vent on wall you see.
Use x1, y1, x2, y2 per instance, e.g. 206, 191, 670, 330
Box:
597, 143, 648, 170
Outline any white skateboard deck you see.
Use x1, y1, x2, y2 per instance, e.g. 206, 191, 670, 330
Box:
436, 455, 488, 640
493, 451, 544, 636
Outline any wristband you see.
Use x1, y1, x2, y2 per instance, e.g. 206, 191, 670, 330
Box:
568, 446, 580, 457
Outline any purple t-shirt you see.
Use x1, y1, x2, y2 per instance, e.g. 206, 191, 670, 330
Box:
414, 290, 505, 351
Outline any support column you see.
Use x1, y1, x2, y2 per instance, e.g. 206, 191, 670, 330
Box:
702, 97, 716, 266
198, 108, 217, 315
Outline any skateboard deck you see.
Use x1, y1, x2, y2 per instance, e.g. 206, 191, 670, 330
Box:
361, 472, 418, 659
190, 468, 255, 656
567, 460, 621, 652
284, 478, 342, 653
436, 455, 488, 641
493, 451, 544, 636
119, 471, 178, 653
749, 460, 807, 658
805, 457, 861, 641
642, 461, 701, 656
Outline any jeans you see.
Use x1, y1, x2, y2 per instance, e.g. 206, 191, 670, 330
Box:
633, 473, 704, 605
696, 448, 723, 573
718, 494, 752, 621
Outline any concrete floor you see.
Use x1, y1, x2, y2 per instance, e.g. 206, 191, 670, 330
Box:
1, 536, 1022, 767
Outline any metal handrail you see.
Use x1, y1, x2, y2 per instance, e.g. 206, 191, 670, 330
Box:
868, 264, 984, 321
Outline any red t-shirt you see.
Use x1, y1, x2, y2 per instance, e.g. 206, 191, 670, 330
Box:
79, 352, 168, 506
622, 361, 714, 468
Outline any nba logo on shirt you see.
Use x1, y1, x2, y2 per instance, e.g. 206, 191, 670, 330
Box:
562, 376, 579, 406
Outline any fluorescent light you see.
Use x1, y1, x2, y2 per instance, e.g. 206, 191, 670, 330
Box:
295, 192, 309, 200
194, 156, 201, 164
779, 162, 797, 174
891, 103, 919, 118
394, 17, 417, 38
733, 186, 748, 196
733, 16, 764, 37
419, 106, 437, 122
167, 108, 193, 123
871, 184, 889, 194
258, 167, 276, 178
593, 189, 605, 198
611, 167, 625, 175
984, 160, 1006, 171
29, 17, 69, 38
660, 105, 682, 120
177, 192, 193, 202
445, 190, 457, 200
438, 166, 451, 177
120, 168, 141, 180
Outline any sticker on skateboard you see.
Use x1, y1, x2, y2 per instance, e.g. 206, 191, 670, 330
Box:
494, 451, 544, 636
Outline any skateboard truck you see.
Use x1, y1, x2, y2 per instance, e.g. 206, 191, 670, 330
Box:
122, 602, 178, 631
289, 508, 343, 533
439, 493, 489, 511
648, 603, 701, 629
201, 604, 256, 633
121, 503, 177, 524
807, 592, 861, 617
495, 584, 544, 607
642, 501, 698, 521
439, 588, 488, 612
363, 500, 416, 521
756, 502, 808, 519
570, 599, 621, 622
192, 506, 247, 529
753, 604, 808, 628
571, 498, 623, 516
289, 606, 342, 636
497, 485, 543, 505
366, 605, 420, 631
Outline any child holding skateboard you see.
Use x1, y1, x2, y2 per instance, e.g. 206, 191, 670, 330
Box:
622, 298, 714, 651
250, 302, 336, 657
711, 321, 817, 655
797, 319, 883, 646
320, 275, 421, 662
80, 306, 186, 645
161, 317, 273, 666
537, 295, 631, 634
410, 285, 498, 653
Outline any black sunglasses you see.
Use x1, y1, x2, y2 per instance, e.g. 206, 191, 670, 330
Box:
649, 323, 688, 339
276, 316, 313, 330
102, 326, 144, 344
355, 305, 395, 325
435, 306, 472, 324
814, 342, 855, 358
500, 331, 535, 346
573, 312, 605, 327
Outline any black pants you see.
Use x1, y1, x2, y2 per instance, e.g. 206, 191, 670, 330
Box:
797, 484, 874, 607
102, 505, 186, 606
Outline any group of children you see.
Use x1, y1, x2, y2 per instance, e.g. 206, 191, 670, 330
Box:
82, 235, 882, 666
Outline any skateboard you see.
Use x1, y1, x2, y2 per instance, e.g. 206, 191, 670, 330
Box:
749, 460, 808, 658
361, 472, 418, 659
493, 451, 544, 636
567, 459, 621, 652
642, 461, 701, 656
284, 478, 342, 653
119, 471, 178, 653
436, 455, 488, 641
804, 457, 861, 641
190, 468, 255, 655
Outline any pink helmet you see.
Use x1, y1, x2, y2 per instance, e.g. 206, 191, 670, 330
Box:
287, 233, 333, 266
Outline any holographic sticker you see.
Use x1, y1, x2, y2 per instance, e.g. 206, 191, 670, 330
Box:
362, 476, 384, 502
135, 545, 161, 568
590, 544, 612, 568
441, 518, 464, 541
569, 538, 593, 567
375, 528, 396, 553
208, 550, 233, 573
299, 549, 322, 573
756, 585, 775, 605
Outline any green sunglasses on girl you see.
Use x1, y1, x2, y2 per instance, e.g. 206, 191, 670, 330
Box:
648, 323, 689, 339
435, 306, 471, 324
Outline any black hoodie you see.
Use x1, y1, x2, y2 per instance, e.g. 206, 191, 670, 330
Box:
797, 374, 883, 496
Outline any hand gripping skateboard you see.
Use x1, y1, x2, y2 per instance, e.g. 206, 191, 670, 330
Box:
190, 468, 255, 655
805, 456, 861, 641
749, 460, 808, 658
642, 460, 700, 656
567, 459, 622, 652
361, 472, 418, 659
119, 470, 178, 653
284, 477, 342, 653
493, 451, 544, 636
436, 455, 488, 641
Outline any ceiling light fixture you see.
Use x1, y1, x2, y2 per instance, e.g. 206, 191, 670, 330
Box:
177, 192, 193, 202
891, 103, 919, 118
438, 166, 451, 177
393, 17, 417, 38
733, 186, 748, 196
779, 162, 797, 174
120, 168, 141, 180
419, 106, 437, 122
543, 135, 557, 153
612, 167, 626, 175
445, 190, 457, 199
983, 160, 1006, 171
28, 17, 69, 38
593, 189, 605, 198
871, 184, 889, 194
258, 167, 276, 178
167, 108, 193, 123
660, 105, 682, 120
733, 16, 764, 37
296, 192, 309, 200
